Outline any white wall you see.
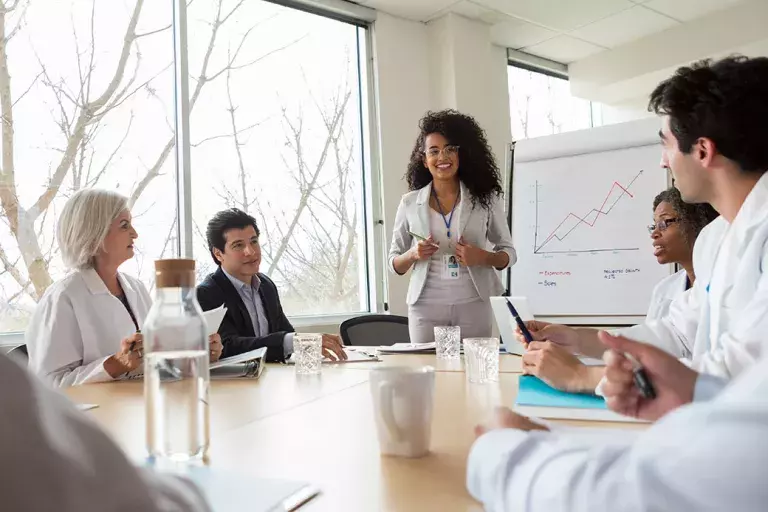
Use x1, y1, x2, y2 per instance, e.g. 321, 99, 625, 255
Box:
371, 13, 432, 316
372, 13, 512, 316
427, 14, 512, 172
597, 102, 652, 126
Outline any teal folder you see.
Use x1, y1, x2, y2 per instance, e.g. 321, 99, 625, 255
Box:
516, 375, 607, 409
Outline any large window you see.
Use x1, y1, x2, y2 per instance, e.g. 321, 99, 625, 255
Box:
0, 0, 176, 332
507, 65, 599, 140
0, 0, 373, 334
188, 1, 369, 317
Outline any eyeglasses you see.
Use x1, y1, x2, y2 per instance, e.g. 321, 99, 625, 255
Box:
424, 145, 459, 159
647, 218, 679, 234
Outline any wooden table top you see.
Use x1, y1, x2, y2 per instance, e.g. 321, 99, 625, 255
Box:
64, 354, 638, 511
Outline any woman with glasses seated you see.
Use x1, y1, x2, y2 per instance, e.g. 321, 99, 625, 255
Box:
388, 110, 516, 343
645, 187, 719, 318
519, 187, 718, 393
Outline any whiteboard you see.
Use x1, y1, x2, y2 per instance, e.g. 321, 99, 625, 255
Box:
509, 118, 671, 320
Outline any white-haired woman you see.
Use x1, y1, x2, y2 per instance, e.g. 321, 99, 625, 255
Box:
26, 189, 222, 387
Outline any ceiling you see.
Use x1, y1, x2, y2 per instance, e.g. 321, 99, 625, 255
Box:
353, 0, 748, 63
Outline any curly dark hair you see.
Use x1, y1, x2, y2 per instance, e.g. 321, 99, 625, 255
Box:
406, 110, 502, 210
653, 187, 719, 245
648, 56, 768, 174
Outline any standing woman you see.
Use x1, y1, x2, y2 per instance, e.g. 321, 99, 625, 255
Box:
389, 110, 516, 343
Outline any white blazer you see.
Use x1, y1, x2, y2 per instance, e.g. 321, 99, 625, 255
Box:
646, 269, 689, 321
388, 181, 516, 305
26, 268, 152, 387
618, 173, 768, 379
467, 351, 768, 512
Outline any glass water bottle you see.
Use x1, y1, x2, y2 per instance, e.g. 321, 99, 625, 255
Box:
143, 259, 210, 463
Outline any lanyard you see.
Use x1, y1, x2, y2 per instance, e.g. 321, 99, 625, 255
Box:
431, 186, 460, 239
116, 281, 140, 331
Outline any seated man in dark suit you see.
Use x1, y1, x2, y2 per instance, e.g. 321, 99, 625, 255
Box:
197, 208, 346, 363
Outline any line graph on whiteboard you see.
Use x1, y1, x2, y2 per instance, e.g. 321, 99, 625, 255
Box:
532, 170, 645, 255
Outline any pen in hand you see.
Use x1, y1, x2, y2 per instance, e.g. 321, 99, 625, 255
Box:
129, 330, 141, 353
407, 230, 439, 247
506, 298, 534, 344
625, 353, 656, 399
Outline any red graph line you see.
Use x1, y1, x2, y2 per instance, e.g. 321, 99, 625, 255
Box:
535, 172, 641, 252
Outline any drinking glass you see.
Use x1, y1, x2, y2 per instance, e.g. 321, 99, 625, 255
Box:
434, 326, 460, 360
464, 337, 499, 383
294, 333, 322, 375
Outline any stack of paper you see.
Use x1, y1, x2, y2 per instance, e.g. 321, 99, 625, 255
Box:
377, 342, 436, 354
514, 376, 644, 423
203, 304, 227, 336
286, 347, 380, 364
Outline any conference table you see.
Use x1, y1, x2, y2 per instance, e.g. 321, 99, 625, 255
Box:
65, 353, 640, 511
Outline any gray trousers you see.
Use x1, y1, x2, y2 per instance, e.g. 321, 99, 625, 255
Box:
407, 300, 493, 344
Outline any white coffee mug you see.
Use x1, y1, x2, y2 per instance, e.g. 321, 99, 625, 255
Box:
369, 366, 435, 458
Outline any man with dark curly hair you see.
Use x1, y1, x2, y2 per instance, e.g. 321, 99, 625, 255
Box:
468, 56, 768, 512
388, 110, 516, 343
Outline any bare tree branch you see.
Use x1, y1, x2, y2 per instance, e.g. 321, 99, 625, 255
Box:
3, 0, 27, 42
28, 0, 146, 220
11, 70, 39, 107
190, 118, 264, 148
0, 242, 27, 292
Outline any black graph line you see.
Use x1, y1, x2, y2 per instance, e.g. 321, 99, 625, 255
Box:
534, 170, 644, 254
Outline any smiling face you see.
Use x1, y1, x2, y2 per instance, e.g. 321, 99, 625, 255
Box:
213, 225, 261, 282
98, 209, 138, 267
423, 132, 459, 184
650, 200, 690, 265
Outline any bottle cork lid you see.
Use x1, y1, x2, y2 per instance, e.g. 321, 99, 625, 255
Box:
155, 259, 196, 288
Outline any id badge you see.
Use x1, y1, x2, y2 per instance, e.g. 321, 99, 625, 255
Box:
442, 254, 460, 280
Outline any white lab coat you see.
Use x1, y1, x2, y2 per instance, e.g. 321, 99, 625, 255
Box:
0, 353, 210, 512
645, 269, 688, 321
617, 173, 768, 379
466, 351, 768, 512
26, 268, 152, 387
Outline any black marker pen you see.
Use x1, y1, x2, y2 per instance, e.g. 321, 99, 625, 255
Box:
625, 353, 656, 399
506, 298, 534, 344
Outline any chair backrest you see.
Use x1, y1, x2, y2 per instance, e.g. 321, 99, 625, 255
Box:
8, 344, 28, 363
340, 315, 410, 347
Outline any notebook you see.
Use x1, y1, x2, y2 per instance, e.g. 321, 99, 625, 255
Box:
377, 342, 436, 354
514, 376, 645, 423
123, 347, 267, 381
210, 347, 267, 379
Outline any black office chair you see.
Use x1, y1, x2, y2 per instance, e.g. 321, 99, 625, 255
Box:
340, 315, 410, 347
8, 344, 28, 363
